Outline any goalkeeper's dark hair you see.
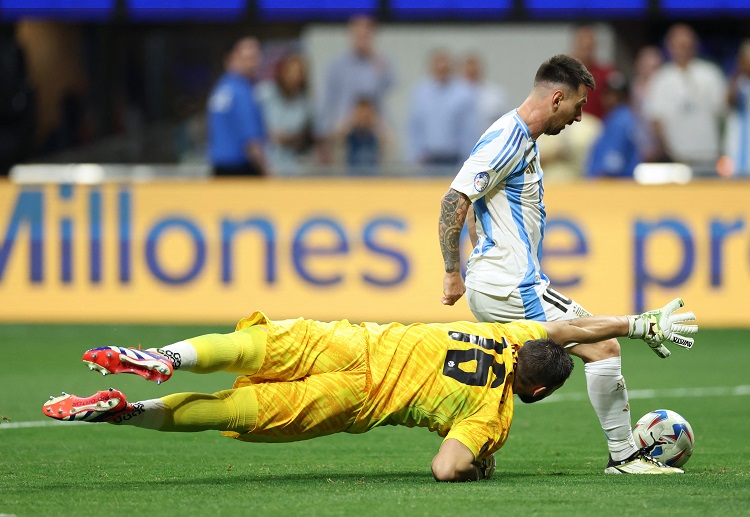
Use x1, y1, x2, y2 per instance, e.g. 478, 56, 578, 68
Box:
516, 338, 574, 388
534, 54, 595, 92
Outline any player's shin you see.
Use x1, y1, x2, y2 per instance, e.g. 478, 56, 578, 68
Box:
156, 327, 265, 375
148, 341, 197, 371
158, 389, 258, 433
109, 398, 166, 429
584, 356, 638, 462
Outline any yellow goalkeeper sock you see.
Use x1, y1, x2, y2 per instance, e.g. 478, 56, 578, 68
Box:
157, 388, 258, 433
186, 326, 266, 375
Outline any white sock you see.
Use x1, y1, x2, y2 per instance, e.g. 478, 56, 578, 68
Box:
584, 356, 638, 461
110, 398, 165, 430
147, 340, 198, 371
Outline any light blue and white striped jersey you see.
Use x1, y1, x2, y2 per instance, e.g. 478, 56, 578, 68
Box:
450, 109, 547, 297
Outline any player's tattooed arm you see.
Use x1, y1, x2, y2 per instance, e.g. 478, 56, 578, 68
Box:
439, 188, 471, 273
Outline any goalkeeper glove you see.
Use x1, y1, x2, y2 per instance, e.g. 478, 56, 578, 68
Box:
627, 298, 697, 358
472, 454, 496, 481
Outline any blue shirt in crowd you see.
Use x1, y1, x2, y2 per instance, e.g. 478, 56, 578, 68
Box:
316, 51, 394, 137
586, 105, 641, 178
725, 76, 750, 176
207, 72, 266, 167
407, 78, 477, 165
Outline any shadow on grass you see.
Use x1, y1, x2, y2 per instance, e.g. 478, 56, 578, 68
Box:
24, 469, 581, 492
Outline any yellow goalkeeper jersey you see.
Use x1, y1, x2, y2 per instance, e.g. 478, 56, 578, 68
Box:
352, 319, 546, 458
232, 312, 546, 458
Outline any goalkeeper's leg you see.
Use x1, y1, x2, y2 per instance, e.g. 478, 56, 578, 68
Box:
103, 370, 366, 440
81, 326, 268, 383
42, 388, 260, 431
104, 318, 365, 383
151, 325, 267, 376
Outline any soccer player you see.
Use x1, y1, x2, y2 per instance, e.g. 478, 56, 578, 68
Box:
43, 299, 696, 481
438, 54, 678, 474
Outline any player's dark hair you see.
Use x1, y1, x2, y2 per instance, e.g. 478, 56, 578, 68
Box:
516, 338, 574, 389
534, 54, 596, 91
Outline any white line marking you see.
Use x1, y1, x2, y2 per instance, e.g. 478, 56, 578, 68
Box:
541, 384, 750, 404
0, 420, 88, 430
2, 385, 749, 430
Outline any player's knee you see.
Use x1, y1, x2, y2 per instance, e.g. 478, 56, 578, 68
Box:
216, 388, 258, 433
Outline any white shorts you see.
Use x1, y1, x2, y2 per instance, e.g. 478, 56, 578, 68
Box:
467, 283, 592, 324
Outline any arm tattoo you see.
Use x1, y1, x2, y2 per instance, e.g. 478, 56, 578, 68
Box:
439, 189, 471, 273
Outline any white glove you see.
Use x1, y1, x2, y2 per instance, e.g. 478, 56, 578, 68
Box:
472, 454, 496, 480
626, 298, 698, 358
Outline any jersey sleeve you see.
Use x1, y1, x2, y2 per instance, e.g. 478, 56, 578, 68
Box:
500, 320, 548, 345
449, 123, 527, 202
444, 404, 510, 460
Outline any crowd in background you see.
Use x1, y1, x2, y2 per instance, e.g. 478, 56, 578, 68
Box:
3, 16, 750, 179
205, 17, 750, 179
207, 17, 510, 177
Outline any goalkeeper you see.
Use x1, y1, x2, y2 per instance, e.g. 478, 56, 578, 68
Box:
43, 299, 696, 481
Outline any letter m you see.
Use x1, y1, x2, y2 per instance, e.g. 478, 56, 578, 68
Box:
0, 190, 44, 282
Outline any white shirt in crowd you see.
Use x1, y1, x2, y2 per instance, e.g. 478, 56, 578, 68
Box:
644, 59, 727, 165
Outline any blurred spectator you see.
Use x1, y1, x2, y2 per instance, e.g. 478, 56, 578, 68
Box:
586, 71, 640, 179
407, 50, 476, 171
630, 46, 664, 162
461, 53, 509, 136
537, 113, 601, 182
337, 97, 388, 176
316, 15, 394, 165
256, 53, 313, 176
631, 46, 663, 117
643, 24, 727, 171
0, 26, 35, 175
570, 24, 615, 119
16, 22, 88, 157
722, 39, 750, 177
207, 37, 267, 177
174, 97, 207, 164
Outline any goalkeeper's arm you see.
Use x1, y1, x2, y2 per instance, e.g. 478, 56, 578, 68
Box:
541, 298, 697, 356
431, 439, 495, 482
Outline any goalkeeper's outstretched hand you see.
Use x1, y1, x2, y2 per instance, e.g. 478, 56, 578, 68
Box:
626, 298, 698, 358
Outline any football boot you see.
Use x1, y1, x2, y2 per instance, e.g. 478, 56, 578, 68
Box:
83, 346, 173, 384
604, 448, 684, 474
42, 388, 131, 423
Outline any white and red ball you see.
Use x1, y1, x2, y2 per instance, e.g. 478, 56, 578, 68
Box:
633, 409, 695, 468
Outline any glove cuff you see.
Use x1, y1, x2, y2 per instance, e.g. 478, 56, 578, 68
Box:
626, 315, 645, 339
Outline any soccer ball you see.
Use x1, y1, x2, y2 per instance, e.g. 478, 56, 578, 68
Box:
633, 409, 695, 468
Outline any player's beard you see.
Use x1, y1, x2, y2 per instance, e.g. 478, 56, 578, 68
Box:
545, 122, 566, 136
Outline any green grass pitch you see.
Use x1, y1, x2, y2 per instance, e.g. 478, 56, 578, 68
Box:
1, 323, 749, 516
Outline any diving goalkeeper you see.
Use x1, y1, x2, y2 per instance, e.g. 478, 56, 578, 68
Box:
42, 299, 696, 481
